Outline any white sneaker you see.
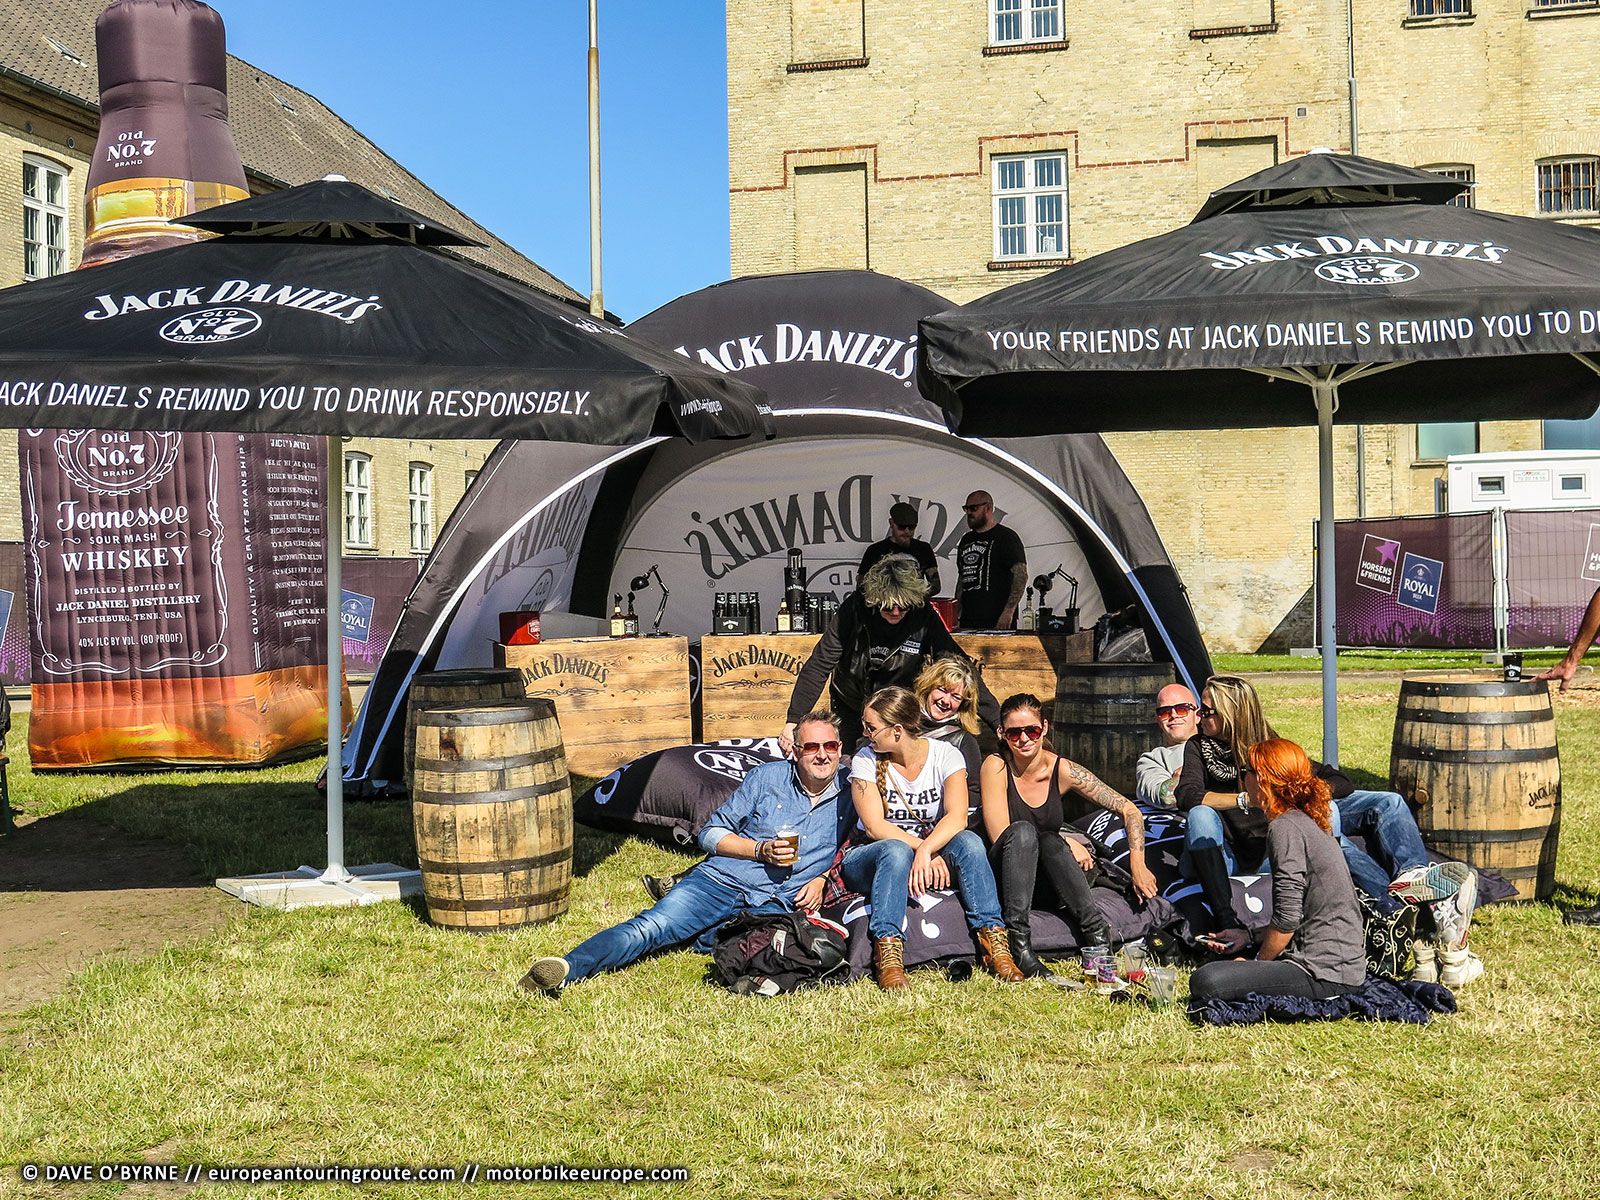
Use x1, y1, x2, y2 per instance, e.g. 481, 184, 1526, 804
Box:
1389, 861, 1469, 904
1410, 940, 1438, 984
1439, 946, 1484, 989
1428, 869, 1478, 952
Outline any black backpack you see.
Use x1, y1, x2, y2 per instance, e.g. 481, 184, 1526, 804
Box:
709, 910, 850, 995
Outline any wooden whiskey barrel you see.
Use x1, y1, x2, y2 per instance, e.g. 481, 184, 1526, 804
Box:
1051, 663, 1175, 799
411, 698, 573, 931
404, 667, 525, 793
1389, 675, 1560, 902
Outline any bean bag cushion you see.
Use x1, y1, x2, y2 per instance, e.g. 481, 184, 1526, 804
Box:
574, 738, 789, 847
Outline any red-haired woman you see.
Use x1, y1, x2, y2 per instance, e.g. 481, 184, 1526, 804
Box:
1188, 738, 1367, 1004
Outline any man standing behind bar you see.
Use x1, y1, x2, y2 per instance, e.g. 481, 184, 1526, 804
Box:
859, 501, 942, 594
954, 491, 1027, 630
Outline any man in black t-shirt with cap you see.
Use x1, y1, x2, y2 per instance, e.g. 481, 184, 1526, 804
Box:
857, 501, 941, 594
954, 490, 1027, 630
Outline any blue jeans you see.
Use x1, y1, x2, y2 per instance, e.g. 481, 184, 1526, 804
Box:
842, 829, 1003, 941
1179, 805, 1269, 877
562, 866, 786, 984
1335, 789, 1430, 907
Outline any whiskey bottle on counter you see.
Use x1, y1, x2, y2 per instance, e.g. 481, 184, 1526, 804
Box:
776, 598, 791, 632
1018, 588, 1037, 632
624, 593, 640, 638
610, 595, 626, 638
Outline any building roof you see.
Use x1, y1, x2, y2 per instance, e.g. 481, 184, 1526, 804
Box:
0, 0, 584, 303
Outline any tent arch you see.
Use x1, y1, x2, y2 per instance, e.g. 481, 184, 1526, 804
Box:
345, 270, 1210, 792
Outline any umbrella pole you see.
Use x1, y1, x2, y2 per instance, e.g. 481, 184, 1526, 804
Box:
1315, 379, 1340, 766
323, 434, 347, 881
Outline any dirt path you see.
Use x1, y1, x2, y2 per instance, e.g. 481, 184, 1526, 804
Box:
0, 810, 235, 1016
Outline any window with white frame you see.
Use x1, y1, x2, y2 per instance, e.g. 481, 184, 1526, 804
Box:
992, 153, 1068, 260
1536, 157, 1599, 215
408, 462, 433, 553
343, 452, 373, 548
991, 0, 1063, 45
22, 155, 69, 280
1422, 163, 1475, 208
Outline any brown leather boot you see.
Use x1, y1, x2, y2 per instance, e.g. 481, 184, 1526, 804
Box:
872, 935, 910, 991
976, 926, 1026, 983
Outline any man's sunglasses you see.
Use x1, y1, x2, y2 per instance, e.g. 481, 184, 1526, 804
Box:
1001, 724, 1044, 743
798, 740, 841, 754
1156, 703, 1198, 718
962, 503, 988, 512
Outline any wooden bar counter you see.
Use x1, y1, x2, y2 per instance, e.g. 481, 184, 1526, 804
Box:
696, 631, 1087, 743
700, 634, 822, 742
497, 636, 691, 778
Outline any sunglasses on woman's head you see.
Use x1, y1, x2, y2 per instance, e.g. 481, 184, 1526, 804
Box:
1156, 703, 1197, 718
798, 740, 841, 754
1001, 724, 1044, 743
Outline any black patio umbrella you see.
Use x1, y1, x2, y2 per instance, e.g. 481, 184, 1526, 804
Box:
0, 177, 773, 895
0, 178, 774, 444
918, 151, 1600, 761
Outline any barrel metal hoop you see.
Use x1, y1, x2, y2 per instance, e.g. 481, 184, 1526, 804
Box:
412, 745, 566, 774
415, 702, 556, 727
1422, 825, 1559, 845
1396, 707, 1552, 726
419, 847, 571, 875
1392, 746, 1557, 764
415, 668, 522, 687
425, 887, 570, 912
1400, 680, 1545, 698
413, 775, 572, 805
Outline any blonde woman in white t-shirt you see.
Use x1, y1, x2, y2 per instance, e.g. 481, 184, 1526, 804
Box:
843, 686, 1024, 991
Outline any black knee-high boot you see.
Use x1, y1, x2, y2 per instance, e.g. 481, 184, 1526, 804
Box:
1189, 845, 1243, 933
994, 825, 1047, 978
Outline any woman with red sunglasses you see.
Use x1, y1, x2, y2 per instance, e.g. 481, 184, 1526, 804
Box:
980, 693, 1158, 977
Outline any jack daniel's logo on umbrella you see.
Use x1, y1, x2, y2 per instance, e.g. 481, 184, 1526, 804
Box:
1202, 235, 1510, 277
84, 280, 385, 327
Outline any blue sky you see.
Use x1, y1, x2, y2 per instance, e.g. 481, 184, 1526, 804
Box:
211, 1, 730, 321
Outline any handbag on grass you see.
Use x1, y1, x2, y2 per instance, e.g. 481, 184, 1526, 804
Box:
1355, 888, 1417, 981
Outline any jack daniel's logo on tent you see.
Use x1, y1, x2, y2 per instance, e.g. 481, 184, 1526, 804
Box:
683, 474, 967, 582
1201, 235, 1509, 275
675, 323, 918, 386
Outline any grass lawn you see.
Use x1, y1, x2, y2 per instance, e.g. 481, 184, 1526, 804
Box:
3, 680, 1600, 1200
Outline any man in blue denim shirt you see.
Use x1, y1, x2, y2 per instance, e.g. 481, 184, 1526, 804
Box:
521, 710, 850, 997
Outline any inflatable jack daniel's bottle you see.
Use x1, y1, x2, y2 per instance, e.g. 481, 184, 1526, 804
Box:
79, 0, 249, 268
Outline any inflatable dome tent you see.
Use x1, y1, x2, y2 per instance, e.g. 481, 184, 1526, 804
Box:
344, 271, 1211, 793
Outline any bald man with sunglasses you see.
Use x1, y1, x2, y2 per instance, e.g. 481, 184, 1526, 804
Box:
1135, 683, 1201, 808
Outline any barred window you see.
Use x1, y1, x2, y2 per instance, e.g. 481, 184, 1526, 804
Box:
1536, 157, 1599, 214
992, 153, 1068, 260
408, 462, 433, 554
1409, 0, 1469, 14
22, 155, 69, 280
1421, 163, 1475, 208
992, 0, 1063, 45
343, 453, 373, 548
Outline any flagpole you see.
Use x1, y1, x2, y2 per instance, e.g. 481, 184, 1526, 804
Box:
587, 0, 603, 319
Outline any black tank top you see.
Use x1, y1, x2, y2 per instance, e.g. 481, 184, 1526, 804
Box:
1006, 757, 1065, 834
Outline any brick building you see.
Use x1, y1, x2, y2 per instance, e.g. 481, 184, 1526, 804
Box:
727, 0, 1600, 649
0, 0, 585, 561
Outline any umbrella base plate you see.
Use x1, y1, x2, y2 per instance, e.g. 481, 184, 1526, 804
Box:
215, 863, 420, 910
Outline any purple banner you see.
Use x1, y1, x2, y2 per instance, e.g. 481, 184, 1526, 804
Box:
340, 557, 419, 675
1334, 513, 1495, 648
1505, 507, 1600, 649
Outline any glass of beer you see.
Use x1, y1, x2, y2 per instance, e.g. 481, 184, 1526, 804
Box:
773, 827, 801, 865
